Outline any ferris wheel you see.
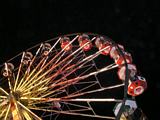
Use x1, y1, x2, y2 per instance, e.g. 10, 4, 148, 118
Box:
0, 33, 147, 120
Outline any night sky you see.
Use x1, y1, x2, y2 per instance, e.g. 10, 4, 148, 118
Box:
0, 0, 159, 119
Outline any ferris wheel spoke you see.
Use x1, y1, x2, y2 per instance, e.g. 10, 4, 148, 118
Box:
63, 83, 124, 99
61, 98, 122, 102
74, 81, 98, 85
0, 95, 7, 99
17, 101, 42, 120
0, 87, 9, 96
41, 112, 59, 119
60, 101, 91, 110
29, 107, 115, 119
0, 102, 8, 112
0, 107, 7, 118
14, 52, 25, 91
30, 101, 90, 112
4, 103, 10, 120
20, 96, 122, 104
49, 37, 62, 53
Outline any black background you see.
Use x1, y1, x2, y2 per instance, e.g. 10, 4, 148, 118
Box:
0, 0, 159, 119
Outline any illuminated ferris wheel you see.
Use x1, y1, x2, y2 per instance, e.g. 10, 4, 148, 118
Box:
0, 33, 147, 120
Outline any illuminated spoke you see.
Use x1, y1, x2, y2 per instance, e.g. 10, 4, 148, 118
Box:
0, 87, 9, 95
4, 104, 10, 120
29, 107, 115, 119
17, 101, 42, 120
14, 52, 25, 91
